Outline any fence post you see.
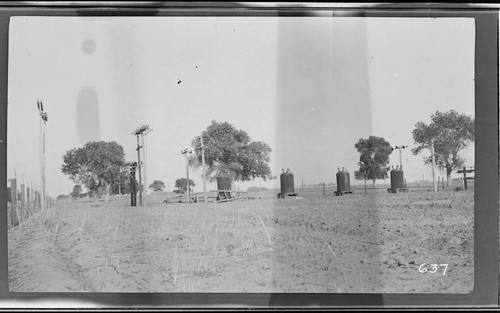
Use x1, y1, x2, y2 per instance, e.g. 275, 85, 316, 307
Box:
35, 191, 40, 212
29, 187, 33, 216
26, 187, 31, 218
20, 183, 26, 222
9, 179, 18, 227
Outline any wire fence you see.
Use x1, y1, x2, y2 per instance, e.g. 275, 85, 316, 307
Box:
252, 178, 474, 199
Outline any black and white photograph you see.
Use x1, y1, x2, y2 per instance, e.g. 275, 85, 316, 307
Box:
6, 15, 475, 294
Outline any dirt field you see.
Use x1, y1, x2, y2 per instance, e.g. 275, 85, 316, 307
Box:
8, 188, 474, 293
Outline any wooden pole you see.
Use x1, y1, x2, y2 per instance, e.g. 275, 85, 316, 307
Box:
9, 179, 18, 227
185, 152, 191, 204
136, 134, 143, 206
431, 141, 437, 192
141, 133, 147, 206
399, 148, 403, 170
201, 135, 207, 203
463, 166, 468, 191
26, 187, 31, 218
20, 183, 25, 222
130, 166, 137, 206
42, 121, 47, 209
39, 117, 44, 211
30, 182, 34, 213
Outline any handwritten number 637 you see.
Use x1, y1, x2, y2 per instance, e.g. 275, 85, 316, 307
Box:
418, 263, 448, 275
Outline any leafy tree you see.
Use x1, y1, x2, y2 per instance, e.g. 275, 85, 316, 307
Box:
412, 110, 474, 188
61, 141, 125, 201
70, 185, 82, 199
354, 136, 393, 191
175, 178, 195, 194
188, 120, 272, 181
149, 180, 166, 192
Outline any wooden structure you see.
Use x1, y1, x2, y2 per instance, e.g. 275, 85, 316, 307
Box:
334, 190, 354, 196
277, 192, 299, 198
457, 166, 475, 191
164, 190, 250, 204
387, 188, 409, 194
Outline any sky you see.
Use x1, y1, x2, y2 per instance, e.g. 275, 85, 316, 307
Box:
7, 16, 475, 197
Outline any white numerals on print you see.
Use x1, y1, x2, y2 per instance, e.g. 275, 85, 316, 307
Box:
418, 263, 448, 275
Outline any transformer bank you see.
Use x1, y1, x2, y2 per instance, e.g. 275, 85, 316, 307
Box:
278, 170, 298, 198
387, 169, 408, 193
335, 169, 353, 196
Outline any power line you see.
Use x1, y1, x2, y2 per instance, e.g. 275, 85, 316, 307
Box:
37, 99, 48, 210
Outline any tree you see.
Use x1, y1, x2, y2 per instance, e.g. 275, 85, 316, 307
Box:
175, 178, 195, 194
57, 194, 69, 200
149, 180, 166, 192
70, 185, 82, 199
354, 136, 393, 191
61, 141, 125, 201
412, 110, 474, 188
188, 120, 272, 182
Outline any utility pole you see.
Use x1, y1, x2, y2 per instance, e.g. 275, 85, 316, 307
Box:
181, 148, 192, 203
136, 134, 143, 206
431, 140, 437, 192
141, 133, 147, 206
37, 100, 48, 210
132, 125, 152, 207
259, 178, 262, 199
195, 135, 207, 203
393, 145, 407, 170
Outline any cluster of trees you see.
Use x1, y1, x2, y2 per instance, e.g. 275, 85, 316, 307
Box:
353, 110, 474, 189
60, 121, 273, 201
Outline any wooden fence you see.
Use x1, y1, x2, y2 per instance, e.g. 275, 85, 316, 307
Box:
7, 178, 53, 229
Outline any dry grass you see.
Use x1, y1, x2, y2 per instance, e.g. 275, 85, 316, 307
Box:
8, 189, 474, 293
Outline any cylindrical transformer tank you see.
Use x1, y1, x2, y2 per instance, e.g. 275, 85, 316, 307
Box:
280, 173, 295, 194
336, 171, 351, 192
216, 177, 232, 191
390, 170, 405, 189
